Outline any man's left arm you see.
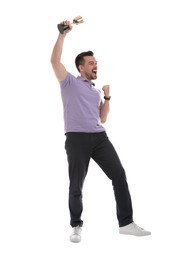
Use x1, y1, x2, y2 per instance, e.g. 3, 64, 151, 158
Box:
99, 85, 110, 123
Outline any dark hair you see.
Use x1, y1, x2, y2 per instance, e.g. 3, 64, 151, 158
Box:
75, 51, 94, 72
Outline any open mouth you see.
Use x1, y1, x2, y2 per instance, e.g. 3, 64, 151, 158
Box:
92, 69, 97, 76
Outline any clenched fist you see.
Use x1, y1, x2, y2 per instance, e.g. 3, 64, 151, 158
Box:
102, 85, 110, 97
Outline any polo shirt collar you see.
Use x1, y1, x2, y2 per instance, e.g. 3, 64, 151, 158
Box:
77, 76, 95, 86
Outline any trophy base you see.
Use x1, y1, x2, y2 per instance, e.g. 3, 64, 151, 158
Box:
57, 24, 69, 34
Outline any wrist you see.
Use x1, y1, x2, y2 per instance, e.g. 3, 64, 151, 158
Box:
104, 96, 111, 101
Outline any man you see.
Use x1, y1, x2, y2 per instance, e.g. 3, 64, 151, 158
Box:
50, 20, 151, 242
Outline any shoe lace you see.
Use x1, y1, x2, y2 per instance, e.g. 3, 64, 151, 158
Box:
73, 226, 81, 235
132, 222, 144, 230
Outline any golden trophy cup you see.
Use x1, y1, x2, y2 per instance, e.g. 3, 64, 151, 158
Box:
57, 16, 84, 33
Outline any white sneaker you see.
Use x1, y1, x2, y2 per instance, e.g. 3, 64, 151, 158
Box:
119, 222, 151, 236
70, 226, 82, 243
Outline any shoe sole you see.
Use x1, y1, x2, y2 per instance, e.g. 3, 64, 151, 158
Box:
119, 231, 151, 236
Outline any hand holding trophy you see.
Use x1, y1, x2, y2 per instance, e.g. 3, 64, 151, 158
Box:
57, 16, 84, 34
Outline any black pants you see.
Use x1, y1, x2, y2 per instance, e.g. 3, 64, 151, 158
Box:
65, 131, 133, 228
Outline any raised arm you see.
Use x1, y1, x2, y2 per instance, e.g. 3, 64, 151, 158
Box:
50, 20, 72, 81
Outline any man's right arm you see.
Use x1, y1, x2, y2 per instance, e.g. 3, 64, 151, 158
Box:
50, 21, 72, 81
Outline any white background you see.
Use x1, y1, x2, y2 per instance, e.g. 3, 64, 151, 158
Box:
0, 0, 173, 259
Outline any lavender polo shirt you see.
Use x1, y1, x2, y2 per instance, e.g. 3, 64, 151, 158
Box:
59, 72, 105, 133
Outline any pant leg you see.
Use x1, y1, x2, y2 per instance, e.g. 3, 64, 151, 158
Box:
91, 132, 133, 227
65, 133, 92, 227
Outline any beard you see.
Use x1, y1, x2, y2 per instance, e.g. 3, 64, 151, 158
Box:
85, 71, 97, 80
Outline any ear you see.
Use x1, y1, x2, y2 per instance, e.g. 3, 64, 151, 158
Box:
78, 64, 84, 72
